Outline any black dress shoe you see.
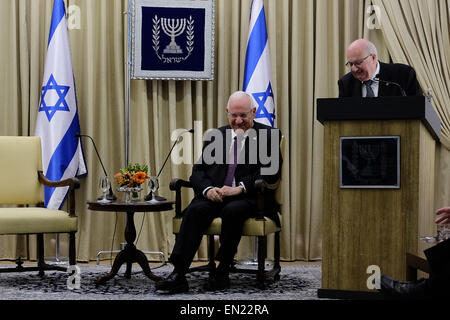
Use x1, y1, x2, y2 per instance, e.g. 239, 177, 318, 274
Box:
380, 275, 430, 299
204, 271, 230, 291
155, 271, 189, 294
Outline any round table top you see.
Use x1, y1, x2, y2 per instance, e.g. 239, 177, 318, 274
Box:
87, 199, 174, 212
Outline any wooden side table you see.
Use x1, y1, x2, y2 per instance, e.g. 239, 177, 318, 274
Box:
87, 200, 174, 285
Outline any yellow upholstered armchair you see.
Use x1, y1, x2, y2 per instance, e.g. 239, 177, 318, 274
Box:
169, 137, 284, 289
0, 136, 79, 275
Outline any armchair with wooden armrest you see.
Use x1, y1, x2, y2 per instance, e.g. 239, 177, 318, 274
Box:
406, 253, 431, 281
169, 177, 282, 289
0, 136, 80, 276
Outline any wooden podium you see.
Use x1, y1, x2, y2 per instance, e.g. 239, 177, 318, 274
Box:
316, 96, 441, 297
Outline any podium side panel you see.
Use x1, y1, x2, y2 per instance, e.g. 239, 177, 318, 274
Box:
417, 124, 437, 262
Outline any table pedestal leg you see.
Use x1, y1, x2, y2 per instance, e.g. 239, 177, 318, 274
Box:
96, 211, 163, 285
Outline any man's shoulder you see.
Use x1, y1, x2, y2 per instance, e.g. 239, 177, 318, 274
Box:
380, 61, 415, 73
252, 122, 282, 133
216, 125, 231, 133
217, 125, 230, 130
338, 71, 356, 83
253, 122, 272, 130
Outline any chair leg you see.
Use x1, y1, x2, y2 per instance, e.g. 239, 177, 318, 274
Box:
406, 253, 430, 281
69, 232, 76, 265
257, 236, 266, 288
274, 231, 281, 281
36, 234, 45, 276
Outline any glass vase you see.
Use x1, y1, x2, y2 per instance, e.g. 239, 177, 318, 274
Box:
118, 187, 142, 203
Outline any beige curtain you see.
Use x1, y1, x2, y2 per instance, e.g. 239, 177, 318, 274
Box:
1, 0, 448, 263
373, 0, 450, 146
372, 0, 450, 221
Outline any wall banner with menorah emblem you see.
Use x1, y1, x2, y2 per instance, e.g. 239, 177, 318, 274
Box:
131, 0, 214, 80
339, 136, 401, 189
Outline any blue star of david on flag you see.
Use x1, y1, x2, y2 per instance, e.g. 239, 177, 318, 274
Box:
39, 74, 70, 122
252, 83, 275, 127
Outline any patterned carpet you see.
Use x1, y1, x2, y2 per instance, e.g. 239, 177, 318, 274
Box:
0, 263, 321, 300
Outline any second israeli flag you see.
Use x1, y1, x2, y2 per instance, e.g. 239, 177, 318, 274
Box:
243, 0, 276, 127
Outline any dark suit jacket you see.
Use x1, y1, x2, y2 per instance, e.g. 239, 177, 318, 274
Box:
423, 237, 450, 296
338, 61, 423, 97
190, 121, 282, 226
424, 237, 450, 275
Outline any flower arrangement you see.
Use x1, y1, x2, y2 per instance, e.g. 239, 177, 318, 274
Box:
114, 163, 149, 188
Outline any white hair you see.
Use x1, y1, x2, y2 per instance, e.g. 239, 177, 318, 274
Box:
366, 41, 378, 56
227, 91, 256, 109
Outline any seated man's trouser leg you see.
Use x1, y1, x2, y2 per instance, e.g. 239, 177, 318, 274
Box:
215, 198, 256, 266
169, 197, 256, 273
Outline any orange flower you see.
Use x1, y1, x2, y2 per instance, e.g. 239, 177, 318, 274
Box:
134, 171, 149, 184
114, 164, 149, 188
114, 172, 124, 185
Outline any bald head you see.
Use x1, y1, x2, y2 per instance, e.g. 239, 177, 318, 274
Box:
226, 91, 256, 132
347, 39, 377, 57
346, 39, 378, 82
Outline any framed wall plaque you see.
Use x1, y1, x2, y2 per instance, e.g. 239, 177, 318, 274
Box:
131, 0, 215, 80
340, 136, 400, 189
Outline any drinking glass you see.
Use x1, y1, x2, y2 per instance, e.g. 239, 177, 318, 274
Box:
437, 224, 450, 242
146, 176, 160, 202
98, 176, 111, 203
420, 224, 450, 243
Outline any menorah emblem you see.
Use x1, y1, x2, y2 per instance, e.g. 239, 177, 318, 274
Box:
359, 144, 380, 178
161, 18, 186, 54
152, 15, 195, 63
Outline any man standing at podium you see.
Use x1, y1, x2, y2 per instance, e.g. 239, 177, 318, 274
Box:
338, 39, 423, 97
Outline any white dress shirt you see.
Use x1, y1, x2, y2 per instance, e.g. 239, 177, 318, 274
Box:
202, 130, 248, 198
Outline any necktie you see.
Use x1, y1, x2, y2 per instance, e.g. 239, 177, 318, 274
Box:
364, 80, 375, 97
224, 137, 238, 186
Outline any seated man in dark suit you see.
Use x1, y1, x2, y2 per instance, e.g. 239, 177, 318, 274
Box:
338, 39, 423, 97
155, 91, 282, 293
380, 207, 450, 299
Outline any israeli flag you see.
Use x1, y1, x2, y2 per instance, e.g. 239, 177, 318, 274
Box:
34, 0, 87, 210
243, 0, 275, 127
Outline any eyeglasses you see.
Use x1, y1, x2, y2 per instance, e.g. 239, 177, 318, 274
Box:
345, 54, 371, 68
226, 111, 252, 120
